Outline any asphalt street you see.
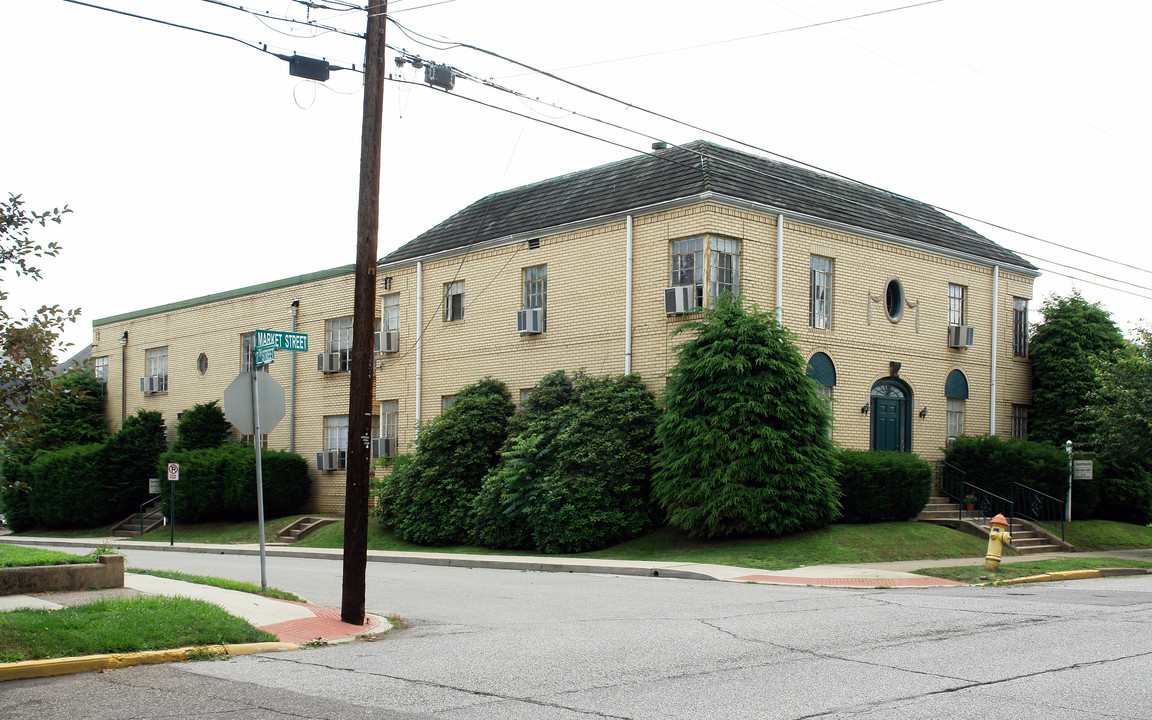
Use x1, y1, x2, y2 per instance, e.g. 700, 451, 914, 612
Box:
4, 547, 1152, 719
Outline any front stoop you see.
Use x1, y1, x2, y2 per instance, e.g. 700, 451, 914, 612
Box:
111, 499, 164, 538
916, 494, 1074, 554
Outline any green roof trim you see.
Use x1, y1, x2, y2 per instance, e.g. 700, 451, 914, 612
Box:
93, 264, 356, 326
945, 369, 969, 399
807, 352, 837, 387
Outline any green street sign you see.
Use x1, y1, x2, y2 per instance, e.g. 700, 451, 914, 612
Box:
254, 330, 308, 352
254, 346, 276, 366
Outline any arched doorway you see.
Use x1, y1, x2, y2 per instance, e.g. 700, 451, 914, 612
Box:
871, 378, 912, 452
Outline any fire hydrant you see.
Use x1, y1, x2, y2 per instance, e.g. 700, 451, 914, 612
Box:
984, 513, 1011, 571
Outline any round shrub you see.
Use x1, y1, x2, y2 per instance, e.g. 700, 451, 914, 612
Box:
174, 400, 231, 451
836, 450, 932, 523
378, 377, 515, 545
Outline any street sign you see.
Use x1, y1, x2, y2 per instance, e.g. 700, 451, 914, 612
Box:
255, 345, 276, 366
167, 463, 180, 482
254, 330, 308, 352
1074, 459, 1093, 480
222, 371, 286, 435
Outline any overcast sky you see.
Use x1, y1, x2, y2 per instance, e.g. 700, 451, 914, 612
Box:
4, 0, 1150, 359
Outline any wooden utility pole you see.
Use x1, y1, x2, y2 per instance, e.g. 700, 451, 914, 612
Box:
342, 1, 387, 626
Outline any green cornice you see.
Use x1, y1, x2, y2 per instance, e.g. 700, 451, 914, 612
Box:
93, 264, 356, 326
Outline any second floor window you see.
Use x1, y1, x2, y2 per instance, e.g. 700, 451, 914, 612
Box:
382, 293, 400, 335
1013, 298, 1028, 357
710, 237, 740, 302
670, 236, 704, 309
145, 347, 168, 392
91, 356, 109, 392
948, 284, 966, 326
326, 317, 353, 371
809, 256, 832, 329
445, 281, 465, 321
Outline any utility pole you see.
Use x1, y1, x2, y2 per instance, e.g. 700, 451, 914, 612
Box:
342, 1, 387, 626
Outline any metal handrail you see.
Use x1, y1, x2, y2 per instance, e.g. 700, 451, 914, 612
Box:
1011, 482, 1065, 541
936, 461, 1014, 529
139, 495, 163, 537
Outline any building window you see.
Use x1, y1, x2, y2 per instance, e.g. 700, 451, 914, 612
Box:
816, 384, 833, 439
1012, 404, 1030, 439
442, 395, 456, 412
1013, 298, 1029, 358
197, 353, 208, 375
91, 356, 109, 392
523, 265, 547, 330
519, 388, 533, 405
324, 415, 349, 470
948, 284, 967, 326
670, 236, 704, 310
710, 237, 740, 302
809, 256, 832, 329
382, 293, 400, 335
145, 347, 168, 392
240, 333, 271, 373
885, 279, 904, 322
326, 317, 354, 372
946, 398, 964, 447
445, 281, 465, 321
381, 400, 398, 445
240, 433, 269, 449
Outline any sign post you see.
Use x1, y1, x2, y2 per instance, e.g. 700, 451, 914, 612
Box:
223, 330, 304, 592
167, 462, 179, 547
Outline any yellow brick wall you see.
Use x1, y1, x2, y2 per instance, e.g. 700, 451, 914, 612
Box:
94, 199, 1034, 514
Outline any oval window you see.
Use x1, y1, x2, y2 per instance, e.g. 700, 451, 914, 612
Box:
197, 353, 208, 375
885, 279, 904, 322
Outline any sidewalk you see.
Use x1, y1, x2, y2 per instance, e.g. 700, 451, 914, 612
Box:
0, 533, 986, 588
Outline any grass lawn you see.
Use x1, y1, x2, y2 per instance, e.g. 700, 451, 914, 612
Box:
0, 545, 97, 568
915, 557, 1152, 585
1062, 520, 1152, 550
133, 514, 318, 545
127, 568, 305, 603
0, 595, 276, 663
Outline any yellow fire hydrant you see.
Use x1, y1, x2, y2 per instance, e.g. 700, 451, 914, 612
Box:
985, 513, 1011, 571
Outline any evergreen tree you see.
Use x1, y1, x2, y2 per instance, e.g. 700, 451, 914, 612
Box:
1030, 292, 1124, 446
652, 294, 840, 538
174, 400, 232, 450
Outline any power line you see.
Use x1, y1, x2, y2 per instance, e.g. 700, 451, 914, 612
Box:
200, 0, 365, 39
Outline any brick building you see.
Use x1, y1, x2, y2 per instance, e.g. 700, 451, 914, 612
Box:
91, 141, 1037, 513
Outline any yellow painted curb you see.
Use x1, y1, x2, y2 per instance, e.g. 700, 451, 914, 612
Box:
978, 569, 1105, 586
0, 642, 301, 682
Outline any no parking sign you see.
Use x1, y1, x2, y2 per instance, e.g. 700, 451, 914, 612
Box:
167, 463, 180, 482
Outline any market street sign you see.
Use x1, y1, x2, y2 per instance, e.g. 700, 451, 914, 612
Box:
254, 330, 308, 352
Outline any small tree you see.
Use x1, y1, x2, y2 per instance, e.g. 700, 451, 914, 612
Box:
1030, 292, 1124, 446
377, 377, 515, 545
1, 193, 77, 442
174, 400, 232, 451
653, 294, 841, 538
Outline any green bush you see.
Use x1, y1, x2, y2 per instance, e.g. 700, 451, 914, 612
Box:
25, 444, 106, 529
377, 377, 515, 545
473, 372, 660, 554
159, 444, 311, 523
653, 295, 841, 538
944, 435, 1072, 502
101, 410, 168, 520
0, 460, 34, 532
174, 401, 231, 451
835, 450, 932, 523
34, 369, 107, 450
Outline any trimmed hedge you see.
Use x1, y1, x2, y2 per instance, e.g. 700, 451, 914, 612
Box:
158, 444, 311, 523
943, 435, 1087, 515
836, 450, 932, 523
24, 444, 105, 529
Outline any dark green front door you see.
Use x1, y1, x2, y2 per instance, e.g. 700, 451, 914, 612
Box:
871, 380, 909, 452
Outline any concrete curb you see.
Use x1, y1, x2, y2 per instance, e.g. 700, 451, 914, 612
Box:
0, 642, 300, 682
977, 567, 1152, 586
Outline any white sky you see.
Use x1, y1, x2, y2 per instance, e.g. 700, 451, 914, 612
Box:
4, 0, 1151, 360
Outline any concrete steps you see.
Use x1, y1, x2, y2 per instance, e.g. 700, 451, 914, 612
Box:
111, 498, 164, 538
917, 494, 1072, 554
276, 516, 337, 543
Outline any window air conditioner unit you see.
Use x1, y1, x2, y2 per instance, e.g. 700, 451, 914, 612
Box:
316, 450, 341, 471
374, 330, 399, 354
371, 436, 395, 460
948, 325, 975, 348
317, 352, 342, 373
516, 308, 543, 334
140, 376, 155, 394
664, 286, 692, 315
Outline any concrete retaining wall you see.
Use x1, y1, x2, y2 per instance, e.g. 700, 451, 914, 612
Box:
0, 554, 125, 595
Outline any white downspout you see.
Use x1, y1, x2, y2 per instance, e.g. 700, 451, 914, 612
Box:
415, 261, 423, 434
990, 265, 999, 435
625, 215, 634, 375
776, 213, 784, 319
